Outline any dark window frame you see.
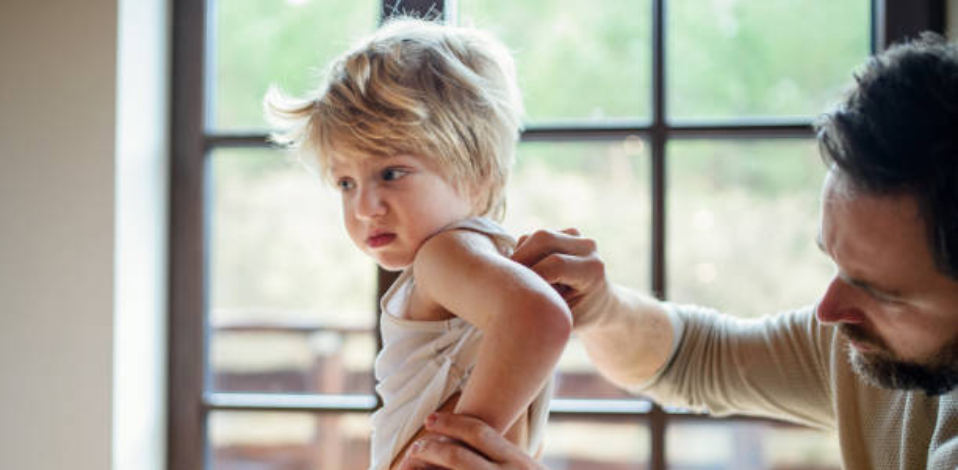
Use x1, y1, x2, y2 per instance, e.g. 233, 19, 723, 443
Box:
168, 1, 945, 468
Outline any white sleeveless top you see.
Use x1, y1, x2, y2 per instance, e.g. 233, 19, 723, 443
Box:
368, 217, 555, 470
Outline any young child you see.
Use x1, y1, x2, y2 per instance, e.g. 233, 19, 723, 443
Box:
265, 17, 572, 470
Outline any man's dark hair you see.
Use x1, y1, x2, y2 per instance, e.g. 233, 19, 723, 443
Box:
816, 33, 958, 279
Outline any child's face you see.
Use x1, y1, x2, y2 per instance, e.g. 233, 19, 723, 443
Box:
330, 152, 476, 271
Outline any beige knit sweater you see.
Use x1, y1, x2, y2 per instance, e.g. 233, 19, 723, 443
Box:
638, 305, 957, 469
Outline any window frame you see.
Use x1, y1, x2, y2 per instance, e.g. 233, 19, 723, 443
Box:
168, 1, 944, 469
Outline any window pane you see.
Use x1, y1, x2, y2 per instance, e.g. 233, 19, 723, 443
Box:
667, 420, 841, 469
210, 411, 371, 470
544, 415, 650, 469
668, 0, 869, 120
209, 149, 376, 394
667, 140, 832, 317
506, 139, 650, 399
555, 338, 636, 399
458, 0, 652, 123
212, 0, 379, 130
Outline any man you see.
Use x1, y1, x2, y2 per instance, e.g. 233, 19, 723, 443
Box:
399, 34, 958, 470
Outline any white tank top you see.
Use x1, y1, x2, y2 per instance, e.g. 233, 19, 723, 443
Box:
368, 217, 555, 470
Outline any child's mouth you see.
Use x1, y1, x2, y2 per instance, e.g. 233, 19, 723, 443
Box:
367, 233, 396, 248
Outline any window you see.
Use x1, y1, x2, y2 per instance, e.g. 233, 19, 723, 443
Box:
170, 1, 941, 469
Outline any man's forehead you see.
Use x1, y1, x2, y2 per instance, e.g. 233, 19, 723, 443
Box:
822, 170, 922, 222
819, 168, 940, 291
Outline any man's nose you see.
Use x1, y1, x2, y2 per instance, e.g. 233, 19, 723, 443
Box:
355, 185, 386, 219
816, 276, 866, 325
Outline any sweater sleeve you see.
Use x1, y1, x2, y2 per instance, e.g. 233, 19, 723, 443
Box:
636, 304, 837, 429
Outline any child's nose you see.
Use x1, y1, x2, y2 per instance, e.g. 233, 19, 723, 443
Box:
355, 186, 387, 219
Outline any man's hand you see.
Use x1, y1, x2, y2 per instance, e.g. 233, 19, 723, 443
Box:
397, 413, 548, 470
511, 227, 674, 388
511, 228, 610, 331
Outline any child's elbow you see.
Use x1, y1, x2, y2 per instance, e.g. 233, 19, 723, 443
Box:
520, 297, 572, 350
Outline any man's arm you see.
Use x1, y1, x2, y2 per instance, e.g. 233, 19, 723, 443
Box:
510, 229, 675, 388
513, 230, 834, 426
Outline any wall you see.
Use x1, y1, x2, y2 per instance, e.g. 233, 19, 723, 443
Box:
0, 0, 117, 468
0, 0, 168, 469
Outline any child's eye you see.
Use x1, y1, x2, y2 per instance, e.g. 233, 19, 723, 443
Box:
336, 178, 356, 191
381, 168, 409, 182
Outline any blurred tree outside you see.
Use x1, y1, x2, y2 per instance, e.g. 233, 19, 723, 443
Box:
459, 0, 653, 121
667, 139, 834, 318
214, 0, 379, 129
210, 149, 376, 329
211, 0, 866, 322
668, 0, 869, 119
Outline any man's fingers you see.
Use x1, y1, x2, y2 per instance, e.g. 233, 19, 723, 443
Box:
403, 436, 496, 470
397, 454, 445, 470
511, 229, 595, 267
422, 413, 519, 463
527, 252, 604, 293
511, 228, 608, 323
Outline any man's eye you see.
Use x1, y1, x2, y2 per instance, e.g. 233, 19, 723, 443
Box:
336, 178, 355, 191
854, 282, 901, 304
382, 168, 408, 181
869, 289, 902, 305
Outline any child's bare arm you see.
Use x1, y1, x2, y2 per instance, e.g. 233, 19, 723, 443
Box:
413, 230, 572, 433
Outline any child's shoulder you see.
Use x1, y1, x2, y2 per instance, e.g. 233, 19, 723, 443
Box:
405, 226, 509, 322
413, 218, 517, 288
416, 226, 501, 268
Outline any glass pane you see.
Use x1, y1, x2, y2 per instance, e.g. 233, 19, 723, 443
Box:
544, 414, 650, 469
506, 139, 650, 399
667, 140, 833, 318
212, 0, 379, 130
667, 420, 841, 470
210, 411, 371, 470
458, 0, 651, 123
555, 338, 636, 399
210, 149, 377, 394
668, 0, 869, 120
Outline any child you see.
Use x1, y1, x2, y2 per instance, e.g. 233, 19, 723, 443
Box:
265, 17, 572, 470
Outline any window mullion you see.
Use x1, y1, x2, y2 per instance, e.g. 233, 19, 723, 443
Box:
873, 0, 945, 52
169, 0, 210, 468
650, 0, 668, 469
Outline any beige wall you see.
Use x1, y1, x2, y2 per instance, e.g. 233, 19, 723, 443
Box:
0, 0, 117, 468
0, 0, 168, 469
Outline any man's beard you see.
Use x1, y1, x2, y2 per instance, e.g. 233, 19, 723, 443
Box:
841, 324, 958, 396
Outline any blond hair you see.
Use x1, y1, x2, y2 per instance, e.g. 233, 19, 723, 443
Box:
265, 17, 523, 221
